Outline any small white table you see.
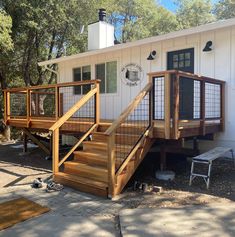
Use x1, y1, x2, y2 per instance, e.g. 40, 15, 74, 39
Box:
189, 147, 234, 189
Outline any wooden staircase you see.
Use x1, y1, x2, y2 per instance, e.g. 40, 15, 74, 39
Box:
54, 128, 153, 197
51, 82, 154, 198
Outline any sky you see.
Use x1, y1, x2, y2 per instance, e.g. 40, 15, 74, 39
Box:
159, 0, 219, 12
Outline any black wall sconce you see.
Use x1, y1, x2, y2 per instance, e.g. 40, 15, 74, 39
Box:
147, 50, 157, 60
203, 41, 213, 52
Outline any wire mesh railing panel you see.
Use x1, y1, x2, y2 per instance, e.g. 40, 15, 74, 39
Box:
10, 92, 27, 117
178, 77, 202, 120
58, 94, 96, 168
115, 91, 150, 171
59, 85, 94, 117
205, 82, 221, 119
31, 89, 56, 117
153, 76, 164, 120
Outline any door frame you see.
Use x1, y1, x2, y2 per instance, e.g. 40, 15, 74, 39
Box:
162, 43, 199, 73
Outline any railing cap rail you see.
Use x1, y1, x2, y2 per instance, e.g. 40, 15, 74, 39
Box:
148, 70, 225, 84
3, 79, 101, 92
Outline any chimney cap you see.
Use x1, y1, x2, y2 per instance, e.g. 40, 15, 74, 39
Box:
99, 8, 106, 21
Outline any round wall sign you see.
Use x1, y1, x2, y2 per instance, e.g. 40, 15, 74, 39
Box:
121, 63, 144, 86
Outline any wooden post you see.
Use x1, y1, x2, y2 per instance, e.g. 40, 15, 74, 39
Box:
52, 128, 59, 174
4, 91, 10, 123
220, 83, 225, 131
23, 132, 28, 153
164, 72, 171, 139
200, 81, 206, 135
95, 82, 100, 124
173, 73, 179, 139
107, 132, 115, 198
149, 84, 154, 138
26, 89, 31, 127
160, 144, 166, 171
55, 85, 59, 119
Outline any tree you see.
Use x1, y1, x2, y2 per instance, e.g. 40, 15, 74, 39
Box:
0, 0, 100, 87
175, 0, 215, 29
0, 10, 13, 53
0, 10, 13, 89
214, 0, 235, 20
102, 0, 178, 42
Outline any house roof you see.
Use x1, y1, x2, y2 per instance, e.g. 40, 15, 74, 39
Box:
38, 17, 235, 66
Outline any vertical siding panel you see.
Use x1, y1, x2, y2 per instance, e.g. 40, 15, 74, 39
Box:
130, 46, 141, 100
200, 31, 215, 77
150, 42, 162, 72
120, 48, 132, 114
140, 44, 151, 89
214, 29, 230, 81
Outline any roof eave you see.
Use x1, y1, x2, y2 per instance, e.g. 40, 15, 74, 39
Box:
38, 18, 235, 67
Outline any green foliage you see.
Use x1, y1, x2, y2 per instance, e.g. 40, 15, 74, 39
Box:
214, 0, 235, 19
102, 0, 178, 42
0, 10, 13, 53
0, 0, 233, 92
175, 0, 215, 29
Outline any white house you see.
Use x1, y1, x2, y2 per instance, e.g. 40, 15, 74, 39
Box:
38, 12, 235, 151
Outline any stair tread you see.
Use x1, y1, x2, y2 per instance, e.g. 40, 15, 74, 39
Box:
92, 131, 140, 137
65, 161, 108, 172
73, 150, 125, 158
55, 172, 107, 189
83, 141, 133, 148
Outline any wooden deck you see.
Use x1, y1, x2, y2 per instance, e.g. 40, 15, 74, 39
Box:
6, 117, 222, 139
3, 71, 225, 198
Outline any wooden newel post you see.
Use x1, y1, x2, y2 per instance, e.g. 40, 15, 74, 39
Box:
4, 91, 10, 123
26, 89, 31, 127
164, 72, 171, 139
220, 83, 225, 131
173, 73, 179, 139
55, 85, 59, 119
200, 81, 206, 135
52, 128, 59, 174
107, 132, 115, 198
95, 81, 100, 124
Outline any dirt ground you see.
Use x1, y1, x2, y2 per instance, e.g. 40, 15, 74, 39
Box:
0, 140, 235, 209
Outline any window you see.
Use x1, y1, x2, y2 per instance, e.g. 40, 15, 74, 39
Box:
95, 61, 117, 93
73, 65, 91, 95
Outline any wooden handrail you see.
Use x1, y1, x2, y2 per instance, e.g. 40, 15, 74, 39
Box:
148, 70, 225, 85
49, 87, 98, 131
3, 79, 101, 92
105, 83, 152, 135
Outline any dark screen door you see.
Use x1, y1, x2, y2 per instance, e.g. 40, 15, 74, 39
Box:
167, 48, 194, 119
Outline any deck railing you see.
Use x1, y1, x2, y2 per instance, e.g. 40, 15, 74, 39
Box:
150, 70, 225, 139
48, 80, 100, 174
104, 83, 153, 196
3, 80, 100, 127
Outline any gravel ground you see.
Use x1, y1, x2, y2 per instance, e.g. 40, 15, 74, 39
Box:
0, 140, 235, 209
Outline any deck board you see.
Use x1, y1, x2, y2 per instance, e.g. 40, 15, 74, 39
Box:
7, 117, 221, 139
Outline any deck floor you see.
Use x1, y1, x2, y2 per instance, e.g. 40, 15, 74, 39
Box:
7, 117, 221, 139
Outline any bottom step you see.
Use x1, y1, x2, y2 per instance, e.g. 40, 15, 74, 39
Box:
54, 172, 108, 197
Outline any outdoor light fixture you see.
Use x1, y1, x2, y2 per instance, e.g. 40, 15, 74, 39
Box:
147, 50, 157, 60
203, 41, 213, 52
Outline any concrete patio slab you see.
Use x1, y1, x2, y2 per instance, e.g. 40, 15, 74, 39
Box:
0, 213, 118, 237
119, 205, 235, 237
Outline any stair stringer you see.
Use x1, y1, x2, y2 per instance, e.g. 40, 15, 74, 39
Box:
113, 136, 155, 196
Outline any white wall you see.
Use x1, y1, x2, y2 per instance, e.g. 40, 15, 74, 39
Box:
58, 25, 235, 149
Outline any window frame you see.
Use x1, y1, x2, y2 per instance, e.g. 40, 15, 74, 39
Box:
73, 65, 91, 95
95, 60, 118, 94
